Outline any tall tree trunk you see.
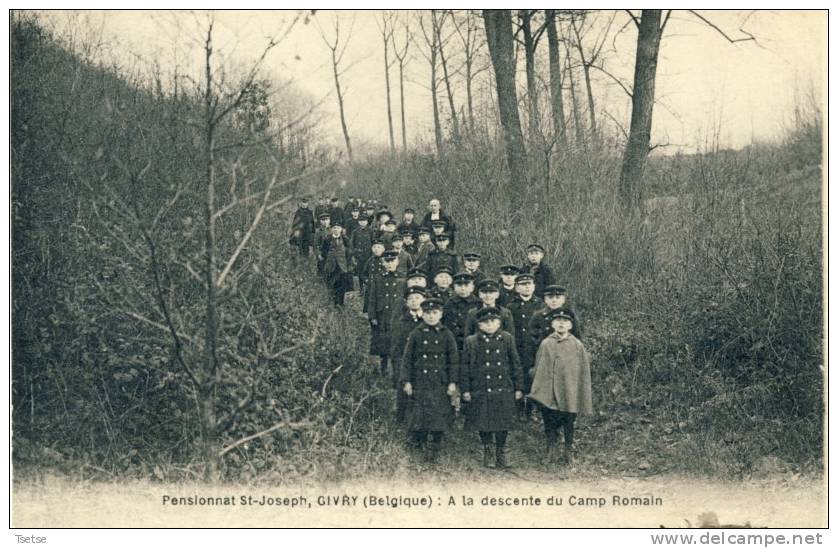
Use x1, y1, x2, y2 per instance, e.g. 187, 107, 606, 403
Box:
583, 63, 598, 143
383, 34, 395, 155
398, 60, 407, 150
465, 57, 474, 137
331, 48, 353, 163
430, 37, 443, 157
202, 25, 220, 481
545, 9, 567, 147
565, 45, 585, 146
619, 10, 663, 209
435, 12, 460, 145
483, 9, 528, 191
519, 10, 540, 147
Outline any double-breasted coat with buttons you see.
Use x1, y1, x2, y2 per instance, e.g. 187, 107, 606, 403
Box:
505, 295, 544, 372
461, 330, 523, 432
464, 305, 517, 346
400, 323, 460, 432
390, 310, 425, 422
442, 294, 481, 351
366, 270, 405, 355
362, 255, 385, 314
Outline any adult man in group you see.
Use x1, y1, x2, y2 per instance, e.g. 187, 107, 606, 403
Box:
421, 199, 457, 248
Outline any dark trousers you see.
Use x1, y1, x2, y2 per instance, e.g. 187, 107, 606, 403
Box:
328, 271, 352, 305
479, 431, 508, 447
541, 407, 576, 446
298, 239, 311, 256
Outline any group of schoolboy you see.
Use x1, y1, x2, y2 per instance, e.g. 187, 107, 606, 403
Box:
290, 195, 593, 469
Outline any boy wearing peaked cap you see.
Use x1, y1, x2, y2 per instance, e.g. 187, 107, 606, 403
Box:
314, 195, 330, 221
443, 272, 481, 354
380, 218, 398, 248
400, 229, 418, 263
390, 233, 415, 277
397, 208, 420, 237
413, 226, 436, 273
461, 252, 486, 286
529, 307, 592, 465
367, 249, 406, 378
344, 205, 362, 239
328, 196, 345, 228
400, 298, 459, 464
314, 213, 331, 277
497, 264, 520, 307
426, 233, 458, 284
461, 306, 524, 468
430, 267, 454, 304
387, 269, 430, 329
389, 286, 428, 424
289, 197, 316, 257
521, 243, 556, 298
362, 238, 386, 314
528, 285, 570, 357
464, 279, 516, 344
350, 215, 374, 293
321, 220, 353, 306
505, 272, 543, 417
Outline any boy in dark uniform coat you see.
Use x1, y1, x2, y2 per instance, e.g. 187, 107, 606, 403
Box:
314, 213, 331, 276
400, 298, 460, 463
374, 209, 393, 237
390, 286, 427, 423
363, 204, 377, 225
344, 206, 362, 239
321, 221, 353, 306
443, 272, 480, 354
367, 250, 405, 377
497, 264, 520, 307
388, 269, 429, 330
401, 229, 418, 263
430, 220, 448, 246
397, 208, 420, 236
414, 226, 436, 272
328, 197, 344, 228
462, 252, 486, 286
314, 196, 330, 221
464, 279, 516, 344
380, 218, 398, 248
527, 285, 568, 362
521, 243, 556, 298
430, 267, 455, 304
505, 272, 543, 417
350, 216, 373, 292
461, 306, 524, 468
390, 233, 415, 277
289, 197, 316, 256
426, 233, 458, 284
362, 239, 386, 314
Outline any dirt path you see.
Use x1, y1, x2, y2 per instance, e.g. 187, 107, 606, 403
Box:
13, 473, 825, 528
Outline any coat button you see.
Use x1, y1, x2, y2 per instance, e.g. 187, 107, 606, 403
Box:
423, 369, 428, 374
497, 361, 502, 365
486, 375, 491, 379
423, 341, 428, 344
496, 349, 501, 353
422, 354, 427, 358
485, 349, 490, 354
487, 389, 492, 393
485, 362, 490, 366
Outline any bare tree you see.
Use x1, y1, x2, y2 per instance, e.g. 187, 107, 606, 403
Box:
314, 13, 355, 164
564, 32, 585, 146
391, 13, 412, 151
418, 11, 444, 157
569, 10, 615, 144
483, 9, 528, 191
433, 10, 461, 145
516, 10, 547, 149
451, 10, 487, 138
545, 9, 567, 147
377, 12, 397, 155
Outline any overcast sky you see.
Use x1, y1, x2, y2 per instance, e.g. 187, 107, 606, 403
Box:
40, 9, 826, 156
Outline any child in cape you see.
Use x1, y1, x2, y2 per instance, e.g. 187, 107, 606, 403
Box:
528, 307, 592, 465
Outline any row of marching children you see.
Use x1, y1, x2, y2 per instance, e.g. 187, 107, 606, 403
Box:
290, 195, 593, 468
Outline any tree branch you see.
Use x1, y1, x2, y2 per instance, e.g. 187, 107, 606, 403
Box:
687, 10, 758, 44
589, 64, 633, 98
219, 413, 313, 457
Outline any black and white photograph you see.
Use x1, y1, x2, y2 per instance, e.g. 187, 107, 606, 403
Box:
9, 7, 827, 532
